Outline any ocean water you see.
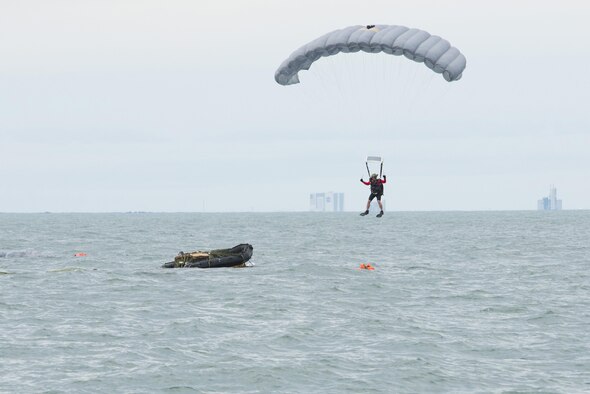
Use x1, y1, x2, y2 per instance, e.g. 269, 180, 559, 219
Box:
1, 211, 589, 393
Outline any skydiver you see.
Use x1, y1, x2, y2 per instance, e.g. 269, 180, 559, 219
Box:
360, 173, 386, 217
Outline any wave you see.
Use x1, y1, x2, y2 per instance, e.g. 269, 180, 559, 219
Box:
0, 250, 42, 259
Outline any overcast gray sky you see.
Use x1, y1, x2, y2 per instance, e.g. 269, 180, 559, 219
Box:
1, 0, 589, 212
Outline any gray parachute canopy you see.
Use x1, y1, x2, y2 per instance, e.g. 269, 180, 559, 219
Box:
275, 24, 466, 85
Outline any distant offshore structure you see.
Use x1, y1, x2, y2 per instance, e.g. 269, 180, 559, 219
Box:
537, 185, 562, 211
310, 192, 344, 212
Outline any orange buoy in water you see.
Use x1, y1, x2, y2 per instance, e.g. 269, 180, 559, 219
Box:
359, 263, 375, 270
74, 252, 87, 257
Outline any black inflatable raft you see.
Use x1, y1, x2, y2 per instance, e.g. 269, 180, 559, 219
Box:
162, 244, 253, 268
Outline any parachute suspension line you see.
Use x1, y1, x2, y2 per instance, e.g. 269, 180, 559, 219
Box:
396, 53, 404, 93
346, 54, 359, 117
403, 59, 420, 113
373, 53, 385, 134
421, 72, 438, 117
371, 53, 388, 133
345, 53, 354, 118
392, 57, 403, 131
384, 57, 393, 134
342, 53, 365, 132
380, 161, 383, 178
332, 55, 351, 126
326, 56, 340, 94
379, 62, 385, 135
331, 55, 345, 113
358, 51, 375, 109
385, 56, 393, 131
314, 60, 331, 106
295, 65, 321, 120
312, 57, 337, 114
316, 57, 333, 115
438, 82, 454, 110
406, 68, 435, 119
332, 54, 354, 133
297, 83, 317, 117
334, 56, 349, 127
366, 162, 371, 177
383, 56, 395, 135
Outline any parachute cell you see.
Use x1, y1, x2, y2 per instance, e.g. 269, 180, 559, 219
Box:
275, 24, 466, 85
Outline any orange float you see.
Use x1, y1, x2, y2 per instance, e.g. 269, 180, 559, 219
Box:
74, 252, 87, 257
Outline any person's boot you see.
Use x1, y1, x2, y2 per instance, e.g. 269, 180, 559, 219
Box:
360, 210, 369, 216
376, 210, 384, 218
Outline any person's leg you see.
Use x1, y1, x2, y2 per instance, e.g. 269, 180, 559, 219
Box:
361, 194, 374, 215
376, 195, 384, 216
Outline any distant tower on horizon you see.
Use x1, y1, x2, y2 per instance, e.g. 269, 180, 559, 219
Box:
537, 185, 562, 211
310, 192, 344, 212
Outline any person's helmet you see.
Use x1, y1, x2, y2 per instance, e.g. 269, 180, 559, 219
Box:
371, 173, 378, 179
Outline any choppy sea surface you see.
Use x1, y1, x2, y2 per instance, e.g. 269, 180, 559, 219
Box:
1, 211, 589, 393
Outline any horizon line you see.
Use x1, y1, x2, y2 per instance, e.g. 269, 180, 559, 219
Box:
0, 209, 586, 214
